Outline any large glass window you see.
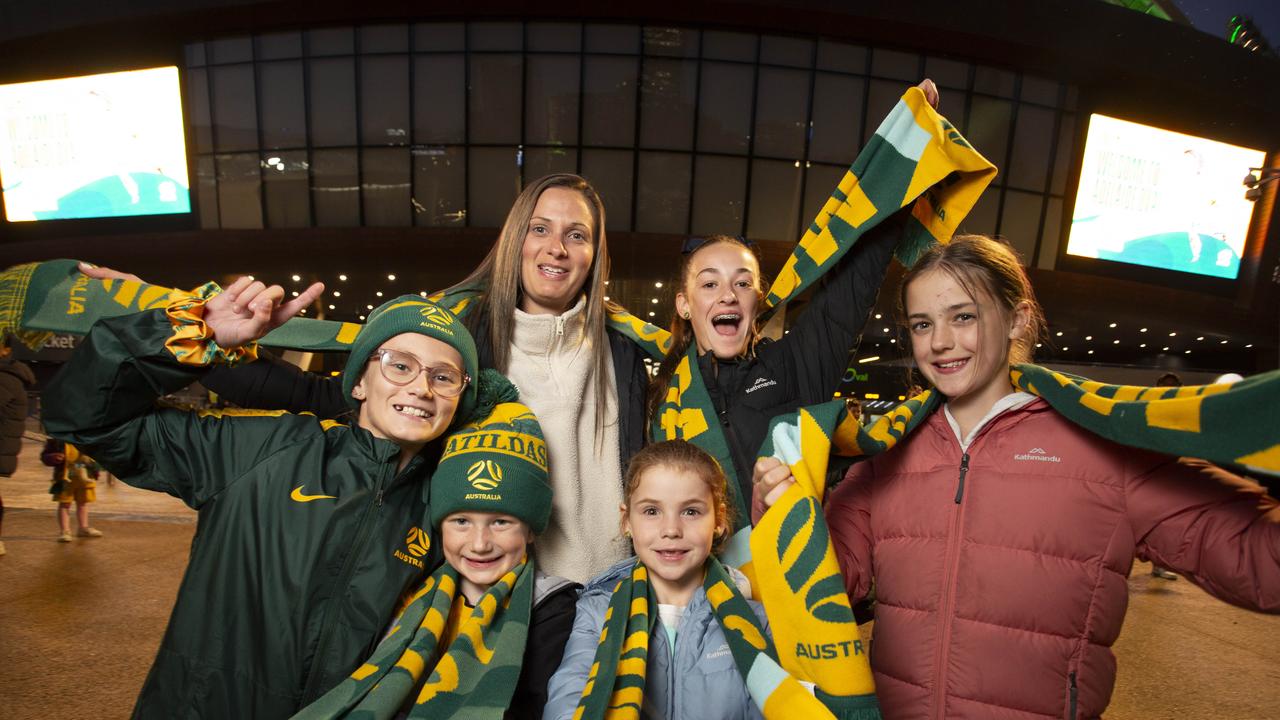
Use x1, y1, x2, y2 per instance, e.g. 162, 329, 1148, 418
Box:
185, 20, 1073, 264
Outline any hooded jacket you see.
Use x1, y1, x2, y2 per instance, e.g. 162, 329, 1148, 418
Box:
43, 310, 444, 719
823, 398, 1280, 720
544, 558, 769, 720
0, 356, 35, 476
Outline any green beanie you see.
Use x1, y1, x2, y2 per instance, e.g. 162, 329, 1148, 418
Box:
341, 296, 479, 424
429, 401, 552, 534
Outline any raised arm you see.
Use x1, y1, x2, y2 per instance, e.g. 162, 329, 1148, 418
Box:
43, 278, 325, 506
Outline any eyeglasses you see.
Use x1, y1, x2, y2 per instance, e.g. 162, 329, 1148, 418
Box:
369, 349, 469, 397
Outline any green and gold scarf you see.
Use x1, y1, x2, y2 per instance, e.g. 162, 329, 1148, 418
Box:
292, 558, 534, 720
574, 558, 874, 720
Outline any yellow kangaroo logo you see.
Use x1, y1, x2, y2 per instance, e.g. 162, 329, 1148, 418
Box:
466, 460, 503, 491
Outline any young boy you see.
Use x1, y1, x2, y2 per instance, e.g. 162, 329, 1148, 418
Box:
294, 400, 578, 720
43, 278, 492, 719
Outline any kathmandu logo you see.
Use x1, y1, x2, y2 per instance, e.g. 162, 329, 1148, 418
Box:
1013, 447, 1061, 463
467, 460, 504, 490
745, 377, 777, 395
420, 304, 455, 327
394, 526, 431, 569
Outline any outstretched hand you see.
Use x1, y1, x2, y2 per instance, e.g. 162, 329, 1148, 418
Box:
203, 277, 324, 349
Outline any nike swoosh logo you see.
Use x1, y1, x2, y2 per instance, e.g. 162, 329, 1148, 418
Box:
291, 486, 337, 503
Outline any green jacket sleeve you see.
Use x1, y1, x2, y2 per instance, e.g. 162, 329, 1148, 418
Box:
43, 309, 314, 508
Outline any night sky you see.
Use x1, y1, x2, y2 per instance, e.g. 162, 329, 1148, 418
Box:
1173, 0, 1280, 48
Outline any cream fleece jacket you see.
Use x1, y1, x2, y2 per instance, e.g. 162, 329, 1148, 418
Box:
507, 297, 629, 583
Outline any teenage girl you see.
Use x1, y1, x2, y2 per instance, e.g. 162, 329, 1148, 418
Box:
754, 234, 1280, 719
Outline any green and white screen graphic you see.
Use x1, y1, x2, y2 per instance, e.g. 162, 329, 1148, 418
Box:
0, 66, 190, 222
1068, 114, 1265, 280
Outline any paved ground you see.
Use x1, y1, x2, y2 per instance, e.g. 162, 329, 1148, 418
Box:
2, 437, 1278, 719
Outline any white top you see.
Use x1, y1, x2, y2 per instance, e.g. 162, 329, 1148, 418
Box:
505, 296, 628, 583
657, 603, 686, 647
942, 391, 1037, 450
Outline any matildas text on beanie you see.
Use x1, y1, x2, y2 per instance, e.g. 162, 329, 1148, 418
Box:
430, 401, 552, 534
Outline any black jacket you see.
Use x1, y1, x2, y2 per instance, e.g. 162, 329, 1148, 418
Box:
508, 572, 580, 720
0, 357, 34, 477
699, 221, 899, 504
203, 306, 651, 478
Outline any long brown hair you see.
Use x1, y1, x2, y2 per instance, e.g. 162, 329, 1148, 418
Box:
621, 440, 734, 554
645, 236, 764, 427
898, 234, 1046, 366
445, 173, 617, 437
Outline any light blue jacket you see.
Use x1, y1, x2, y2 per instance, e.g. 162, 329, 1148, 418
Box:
544, 558, 768, 720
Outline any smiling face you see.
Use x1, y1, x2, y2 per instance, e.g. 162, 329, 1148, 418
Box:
675, 241, 761, 360
905, 269, 1025, 419
441, 511, 533, 604
353, 333, 464, 466
622, 464, 726, 606
519, 186, 597, 315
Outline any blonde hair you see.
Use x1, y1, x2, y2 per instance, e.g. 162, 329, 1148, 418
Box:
445, 173, 617, 438
898, 234, 1046, 366
622, 440, 734, 554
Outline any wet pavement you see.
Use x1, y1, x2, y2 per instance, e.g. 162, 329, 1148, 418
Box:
2, 437, 1278, 719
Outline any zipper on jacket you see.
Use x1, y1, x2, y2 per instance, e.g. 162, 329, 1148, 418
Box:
1067, 671, 1078, 720
954, 453, 970, 504
300, 461, 393, 701
931, 452, 970, 719
554, 314, 565, 337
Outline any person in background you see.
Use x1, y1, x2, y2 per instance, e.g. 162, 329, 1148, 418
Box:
42, 440, 105, 542
0, 344, 35, 557
1150, 371, 1184, 580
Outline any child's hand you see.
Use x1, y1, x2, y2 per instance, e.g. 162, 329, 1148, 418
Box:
78, 261, 145, 284
753, 456, 796, 509
203, 277, 324, 349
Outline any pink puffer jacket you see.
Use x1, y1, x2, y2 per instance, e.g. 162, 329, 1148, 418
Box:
824, 399, 1280, 720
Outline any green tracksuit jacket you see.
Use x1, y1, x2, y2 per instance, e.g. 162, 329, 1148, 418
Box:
43, 310, 442, 719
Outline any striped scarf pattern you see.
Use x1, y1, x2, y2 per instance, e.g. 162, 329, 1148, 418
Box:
753, 401, 880, 717
292, 558, 533, 720
837, 365, 1279, 475
574, 558, 867, 720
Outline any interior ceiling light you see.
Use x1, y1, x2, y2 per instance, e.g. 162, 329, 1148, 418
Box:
291, 291, 299, 297
651, 298, 659, 304
339, 274, 348, 281
388, 274, 396, 281
1085, 335, 1093, 341
1162, 346, 1169, 351
1056, 331, 1063, 337
1196, 336, 1204, 341
1139, 343, 1147, 348
648, 311, 655, 317
654, 281, 663, 288
1169, 332, 1177, 337
328, 304, 335, 310
874, 313, 882, 319
1109, 323, 1117, 328
333, 291, 341, 297
1112, 339, 1119, 344
1221, 340, 1228, 344
1087, 350, 1094, 354
1140, 328, 1148, 333
376, 291, 383, 297
291, 274, 301, 282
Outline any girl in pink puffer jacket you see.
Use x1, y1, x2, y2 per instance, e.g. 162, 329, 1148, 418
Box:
754, 235, 1280, 720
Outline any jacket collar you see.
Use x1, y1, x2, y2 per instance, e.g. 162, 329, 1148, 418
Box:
512, 295, 587, 356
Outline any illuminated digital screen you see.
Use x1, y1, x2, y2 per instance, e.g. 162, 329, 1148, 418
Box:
0, 66, 190, 222
1067, 114, 1266, 280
